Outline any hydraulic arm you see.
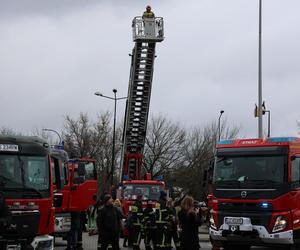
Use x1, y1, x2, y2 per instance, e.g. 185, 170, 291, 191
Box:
122, 16, 164, 180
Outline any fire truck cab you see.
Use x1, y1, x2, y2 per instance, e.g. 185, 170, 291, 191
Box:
120, 178, 165, 214
0, 136, 54, 250
209, 137, 300, 250
50, 147, 97, 238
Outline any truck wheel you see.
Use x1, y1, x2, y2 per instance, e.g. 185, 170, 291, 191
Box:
285, 244, 300, 250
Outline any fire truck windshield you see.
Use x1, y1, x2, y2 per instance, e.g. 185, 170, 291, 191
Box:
0, 154, 49, 197
213, 155, 287, 188
123, 184, 162, 201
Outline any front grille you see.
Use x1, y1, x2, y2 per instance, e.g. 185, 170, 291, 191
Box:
3, 210, 40, 239
219, 202, 272, 212
218, 202, 272, 230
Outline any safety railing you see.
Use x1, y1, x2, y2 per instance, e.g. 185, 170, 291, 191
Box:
132, 16, 164, 42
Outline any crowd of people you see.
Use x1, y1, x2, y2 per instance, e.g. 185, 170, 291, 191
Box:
96, 191, 203, 250
1, 187, 203, 250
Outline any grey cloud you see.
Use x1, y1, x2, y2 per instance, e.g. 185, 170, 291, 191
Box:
0, 0, 299, 137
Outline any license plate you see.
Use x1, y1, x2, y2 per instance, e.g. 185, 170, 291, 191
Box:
225, 217, 243, 225
6, 246, 20, 250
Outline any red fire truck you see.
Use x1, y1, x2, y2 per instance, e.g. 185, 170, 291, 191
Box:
0, 136, 54, 249
117, 14, 165, 211
209, 137, 300, 250
50, 147, 97, 238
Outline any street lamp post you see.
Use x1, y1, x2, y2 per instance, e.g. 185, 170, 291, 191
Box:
218, 110, 225, 142
258, 0, 263, 138
94, 89, 127, 186
42, 128, 62, 145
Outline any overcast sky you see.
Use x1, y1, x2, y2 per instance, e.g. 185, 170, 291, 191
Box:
0, 0, 299, 138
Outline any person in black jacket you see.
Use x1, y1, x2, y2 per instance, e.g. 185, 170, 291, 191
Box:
97, 194, 123, 250
0, 190, 11, 233
178, 196, 202, 250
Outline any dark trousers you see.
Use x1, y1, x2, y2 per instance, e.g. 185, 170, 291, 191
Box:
67, 212, 81, 249
77, 226, 83, 248
165, 229, 180, 250
155, 224, 168, 250
171, 230, 180, 249
99, 237, 119, 250
132, 225, 142, 250
144, 228, 156, 250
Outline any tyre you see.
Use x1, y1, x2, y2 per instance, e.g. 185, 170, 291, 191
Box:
283, 244, 300, 250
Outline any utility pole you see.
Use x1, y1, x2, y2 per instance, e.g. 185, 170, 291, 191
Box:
94, 89, 127, 186
258, 0, 263, 138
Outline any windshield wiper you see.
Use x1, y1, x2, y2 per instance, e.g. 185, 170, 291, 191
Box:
5, 187, 45, 198
216, 157, 226, 163
22, 187, 44, 198
0, 175, 23, 187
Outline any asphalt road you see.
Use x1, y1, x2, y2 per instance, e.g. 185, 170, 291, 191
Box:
54, 233, 272, 250
54, 234, 213, 249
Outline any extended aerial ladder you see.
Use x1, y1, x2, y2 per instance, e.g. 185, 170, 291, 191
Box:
121, 15, 164, 181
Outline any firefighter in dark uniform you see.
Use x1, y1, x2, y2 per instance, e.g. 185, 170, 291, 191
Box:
0, 190, 11, 249
131, 196, 144, 250
155, 191, 169, 250
143, 5, 155, 18
143, 200, 156, 250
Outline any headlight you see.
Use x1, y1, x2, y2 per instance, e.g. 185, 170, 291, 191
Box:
36, 239, 53, 250
272, 216, 288, 233
210, 215, 217, 230
64, 217, 71, 224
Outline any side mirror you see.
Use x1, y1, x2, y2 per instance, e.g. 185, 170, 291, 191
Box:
208, 166, 214, 184
291, 156, 296, 161
77, 162, 86, 176
53, 193, 63, 208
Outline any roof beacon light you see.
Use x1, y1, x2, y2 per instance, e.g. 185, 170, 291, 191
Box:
260, 202, 270, 209
267, 137, 296, 143
218, 139, 234, 145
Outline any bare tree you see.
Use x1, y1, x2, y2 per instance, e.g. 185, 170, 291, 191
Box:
173, 120, 240, 201
143, 114, 186, 178
297, 121, 300, 133
62, 112, 123, 192
0, 127, 18, 136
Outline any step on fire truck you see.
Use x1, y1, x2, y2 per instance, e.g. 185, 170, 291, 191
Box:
0, 136, 54, 250
209, 137, 300, 250
117, 14, 166, 213
50, 146, 97, 239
